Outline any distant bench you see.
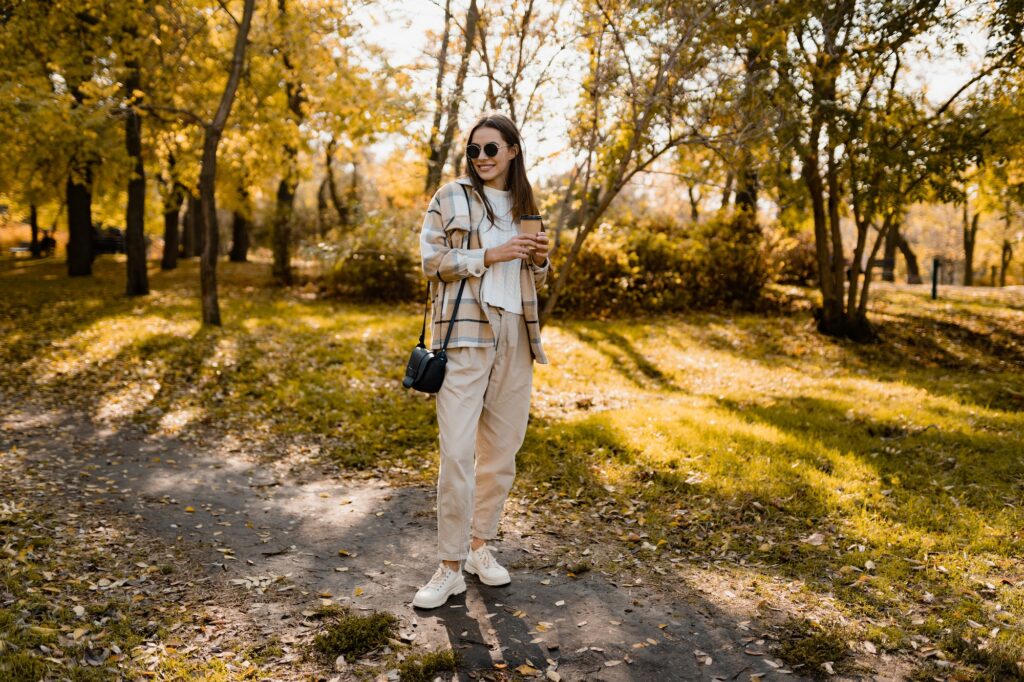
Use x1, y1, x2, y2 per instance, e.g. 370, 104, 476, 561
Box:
7, 241, 56, 258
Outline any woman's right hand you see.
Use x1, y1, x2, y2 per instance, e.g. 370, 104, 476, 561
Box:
484, 234, 538, 266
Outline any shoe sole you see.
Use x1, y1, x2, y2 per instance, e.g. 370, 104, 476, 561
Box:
464, 565, 511, 587
412, 582, 466, 609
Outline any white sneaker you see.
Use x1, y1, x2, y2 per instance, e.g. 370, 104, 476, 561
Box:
464, 545, 511, 586
412, 563, 466, 609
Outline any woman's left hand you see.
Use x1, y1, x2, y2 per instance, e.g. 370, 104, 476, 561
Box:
530, 232, 549, 266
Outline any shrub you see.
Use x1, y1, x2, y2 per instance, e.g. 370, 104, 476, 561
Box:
321, 209, 422, 302
769, 227, 819, 286
548, 211, 769, 317
689, 211, 771, 308
328, 248, 419, 302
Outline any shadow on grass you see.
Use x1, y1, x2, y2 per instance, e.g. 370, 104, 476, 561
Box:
565, 325, 682, 392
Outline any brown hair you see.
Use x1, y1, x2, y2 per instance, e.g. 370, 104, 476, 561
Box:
463, 112, 538, 226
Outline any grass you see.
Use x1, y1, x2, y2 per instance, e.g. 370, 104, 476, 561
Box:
775, 617, 854, 679
0, 500, 171, 680
311, 605, 399, 661
397, 649, 460, 681
1, 256, 1023, 679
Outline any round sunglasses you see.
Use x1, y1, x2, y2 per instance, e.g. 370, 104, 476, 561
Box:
466, 142, 511, 159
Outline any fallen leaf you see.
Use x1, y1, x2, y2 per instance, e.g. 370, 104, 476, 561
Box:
802, 532, 826, 546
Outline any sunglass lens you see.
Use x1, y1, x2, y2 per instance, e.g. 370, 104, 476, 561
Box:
466, 144, 481, 159
484, 142, 499, 157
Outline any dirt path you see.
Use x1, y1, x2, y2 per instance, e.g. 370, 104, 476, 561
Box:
1, 404, 821, 681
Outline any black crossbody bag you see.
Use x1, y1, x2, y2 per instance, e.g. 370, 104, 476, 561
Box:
402, 186, 474, 394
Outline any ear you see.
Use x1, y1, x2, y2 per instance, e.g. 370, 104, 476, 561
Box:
510, 144, 519, 158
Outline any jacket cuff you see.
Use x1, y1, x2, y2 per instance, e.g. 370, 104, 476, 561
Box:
466, 248, 487, 277
529, 257, 550, 272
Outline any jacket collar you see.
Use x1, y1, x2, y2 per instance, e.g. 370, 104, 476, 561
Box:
455, 176, 474, 187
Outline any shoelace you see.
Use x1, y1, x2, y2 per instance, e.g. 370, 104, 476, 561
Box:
426, 566, 451, 590
474, 546, 494, 567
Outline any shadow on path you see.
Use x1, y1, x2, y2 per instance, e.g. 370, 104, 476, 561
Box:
0, 404, 810, 682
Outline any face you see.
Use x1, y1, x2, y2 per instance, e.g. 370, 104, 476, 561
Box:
469, 126, 517, 189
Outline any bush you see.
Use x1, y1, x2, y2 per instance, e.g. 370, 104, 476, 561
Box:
321, 210, 422, 302
769, 227, 819, 286
328, 247, 419, 302
548, 211, 770, 317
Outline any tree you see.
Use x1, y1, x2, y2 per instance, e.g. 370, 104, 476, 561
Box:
0, 2, 125, 276
425, 0, 480, 195
197, 0, 256, 325
772, 0, 1007, 339
540, 0, 727, 322
122, 15, 149, 296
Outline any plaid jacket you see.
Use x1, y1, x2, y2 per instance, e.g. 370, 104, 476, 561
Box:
420, 177, 549, 364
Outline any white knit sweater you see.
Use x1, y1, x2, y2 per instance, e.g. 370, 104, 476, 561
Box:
478, 185, 523, 315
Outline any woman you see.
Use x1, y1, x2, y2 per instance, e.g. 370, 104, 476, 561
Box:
413, 112, 550, 609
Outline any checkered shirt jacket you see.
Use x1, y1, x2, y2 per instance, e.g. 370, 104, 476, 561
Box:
419, 177, 549, 364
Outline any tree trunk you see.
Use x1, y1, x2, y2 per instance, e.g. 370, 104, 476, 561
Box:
199, 0, 255, 326
229, 209, 250, 262
963, 202, 979, 286
66, 169, 94, 277
1001, 239, 1013, 288
161, 183, 185, 270
124, 56, 149, 296
182, 193, 204, 258
720, 171, 734, 210
29, 204, 40, 258
897, 233, 922, 284
801, 150, 840, 334
687, 186, 700, 223
426, 0, 479, 195
541, 183, 622, 324
180, 195, 193, 258
272, 176, 295, 285
200, 134, 223, 325
316, 178, 329, 237
425, 0, 452, 194
882, 222, 898, 282
271, 0, 305, 286
734, 44, 765, 218
345, 161, 359, 224
324, 138, 348, 229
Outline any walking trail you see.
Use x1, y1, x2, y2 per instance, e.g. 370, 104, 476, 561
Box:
3, 402, 883, 681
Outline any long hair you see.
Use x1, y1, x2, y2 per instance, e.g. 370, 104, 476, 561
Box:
463, 112, 538, 226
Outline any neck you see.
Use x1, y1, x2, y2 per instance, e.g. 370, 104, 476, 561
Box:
484, 173, 508, 190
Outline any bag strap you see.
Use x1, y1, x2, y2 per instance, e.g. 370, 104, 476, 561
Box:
439, 279, 466, 355
417, 284, 430, 347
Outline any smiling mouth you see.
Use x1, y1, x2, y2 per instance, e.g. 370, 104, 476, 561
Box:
475, 163, 495, 172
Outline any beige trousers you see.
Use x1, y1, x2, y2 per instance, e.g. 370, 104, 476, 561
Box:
435, 310, 533, 561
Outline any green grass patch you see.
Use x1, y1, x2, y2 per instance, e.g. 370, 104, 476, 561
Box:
312, 606, 399, 661
397, 649, 459, 682
775, 618, 853, 679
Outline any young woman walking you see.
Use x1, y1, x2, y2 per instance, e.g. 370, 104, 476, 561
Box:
412, 112, 549, 609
